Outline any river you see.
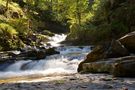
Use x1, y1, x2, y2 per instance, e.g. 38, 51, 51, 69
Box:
0, 34, 91, 82
0, 34, 135, 90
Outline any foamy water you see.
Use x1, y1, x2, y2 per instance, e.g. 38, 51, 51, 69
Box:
48, 34, 67, 47
0, 34, 91, 79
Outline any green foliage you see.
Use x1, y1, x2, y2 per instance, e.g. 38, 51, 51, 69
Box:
0, 0, 134, 49
67, 0, 135, 45
8, 18, 29, 35
0, 0, 28, 50
0, 23, 25, 50
0, 23, 18, 37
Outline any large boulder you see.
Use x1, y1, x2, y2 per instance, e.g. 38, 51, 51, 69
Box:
78, 40, 129, 72
119, 31, 135, 53
77, 45, 107, 72
80, 56, 135, 77
105, 40, 129, 58
82, 61, 113, 73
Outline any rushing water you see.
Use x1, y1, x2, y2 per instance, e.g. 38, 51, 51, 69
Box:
0, 34, 91, 79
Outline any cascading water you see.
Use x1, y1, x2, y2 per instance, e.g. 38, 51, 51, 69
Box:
0, 34, 91, 79
48, 34, 67, 47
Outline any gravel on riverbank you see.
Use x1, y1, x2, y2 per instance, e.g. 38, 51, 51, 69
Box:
0, 74, 135, 90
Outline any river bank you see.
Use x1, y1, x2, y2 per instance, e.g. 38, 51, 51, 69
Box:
0, 74, 135, 90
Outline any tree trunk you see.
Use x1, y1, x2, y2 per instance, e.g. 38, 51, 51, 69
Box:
76, 0, 81, 25
6, 0, 9, 10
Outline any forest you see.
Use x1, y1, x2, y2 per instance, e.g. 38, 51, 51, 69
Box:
0, 0, 134, 50
0, 0, 135, 90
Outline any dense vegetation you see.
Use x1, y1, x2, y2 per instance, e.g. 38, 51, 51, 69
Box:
0, 0, 135, 50
67, 0, 135, 45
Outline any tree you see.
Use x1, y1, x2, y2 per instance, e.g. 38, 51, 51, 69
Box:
6, 0, 11, 10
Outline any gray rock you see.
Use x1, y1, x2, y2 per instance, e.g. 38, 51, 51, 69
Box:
80, 56, 135, 77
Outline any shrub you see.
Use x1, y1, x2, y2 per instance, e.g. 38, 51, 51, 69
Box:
0, 23, 18, 37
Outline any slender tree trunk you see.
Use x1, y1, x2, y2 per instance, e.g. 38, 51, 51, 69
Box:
76, 0, 81, 25
35, 0, 39, 7
6, 0, 9, 10
50, 0, 53, 12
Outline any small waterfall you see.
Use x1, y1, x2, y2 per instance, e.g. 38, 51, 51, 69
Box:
0, 34, 91, 79
48, 34, 67, 47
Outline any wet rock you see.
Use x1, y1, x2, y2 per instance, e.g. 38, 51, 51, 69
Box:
78, 40, 129, 72
13, 47, 60, 60
45, 47, 60, 56
0, 51, 18, 63
102, 84, 113, 89
21, 61, 44, 70
26, 50, 46, 60
100, 78, 113, 81
78, 46, 84, 49
119, 31, 135, 53
69, 78, 77, 81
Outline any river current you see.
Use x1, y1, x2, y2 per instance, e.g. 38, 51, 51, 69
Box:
0, 34, 91, 79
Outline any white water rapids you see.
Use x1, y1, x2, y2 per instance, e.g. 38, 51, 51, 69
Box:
0, 34, 91, 79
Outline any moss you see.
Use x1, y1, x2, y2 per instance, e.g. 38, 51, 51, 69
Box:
0, 23, 18, 36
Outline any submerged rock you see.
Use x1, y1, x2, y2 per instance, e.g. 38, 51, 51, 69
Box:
45, 47, 60, 56
119, 31, 135, 53
26, 50, 46, 60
